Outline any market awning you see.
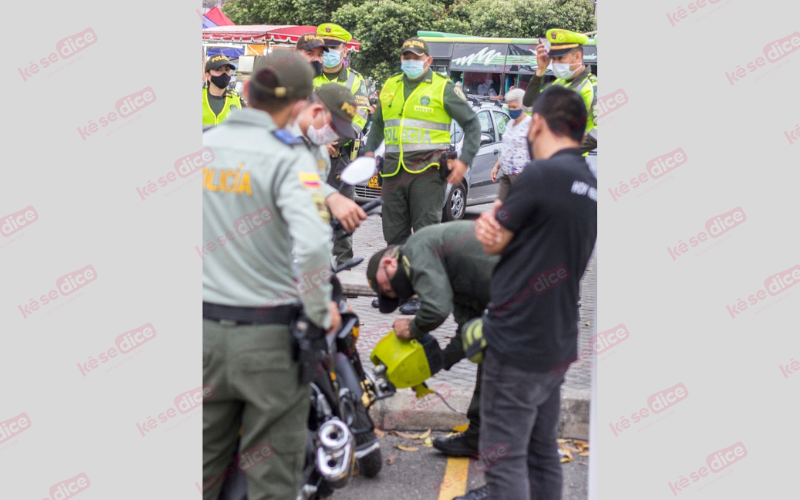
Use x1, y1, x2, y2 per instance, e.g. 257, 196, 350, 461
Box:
203, 25, 361, 51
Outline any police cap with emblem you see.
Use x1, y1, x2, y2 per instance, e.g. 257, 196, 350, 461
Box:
545, 29, 589, 58
315, 83, 359, 140
367, 247, 415, 314
296, 33, 329, 52
400, 38, 429, 56
205, 54, 236, 72
317, 23, 352, 47
251, 50, 314, 99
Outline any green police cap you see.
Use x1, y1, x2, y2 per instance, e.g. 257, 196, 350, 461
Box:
366, 247, 415, 313
315, 83, 359, 140
401, 38, 430, 56
317, 23, 352, 45
205, 54, 236, 72
251, 50, 314, 100
296, 33, 329, 52
545, 29, 589, 57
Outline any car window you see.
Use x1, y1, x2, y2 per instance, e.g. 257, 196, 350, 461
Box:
493, 111, 511, 140
478, 110, 495, 141
450, 120, 464, 144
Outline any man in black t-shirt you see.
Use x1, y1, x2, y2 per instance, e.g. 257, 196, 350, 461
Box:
455, 86, 597, 500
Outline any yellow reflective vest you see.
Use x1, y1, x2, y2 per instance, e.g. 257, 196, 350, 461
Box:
379, 72, 451, 177
551, 72, 597, 156
202, 87, 242, 128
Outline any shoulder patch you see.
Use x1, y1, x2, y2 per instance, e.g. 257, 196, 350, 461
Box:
273, 129, 304, 146
299, 172, 322, 189
454, 86, 467, 101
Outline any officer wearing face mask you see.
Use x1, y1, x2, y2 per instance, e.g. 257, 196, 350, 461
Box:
295, 33, 327, 78
523, 29, 597, 155
290, 83, 369, 236
313, 23, 370, 267
203, 54, 243, 129
363, 38, 480, 314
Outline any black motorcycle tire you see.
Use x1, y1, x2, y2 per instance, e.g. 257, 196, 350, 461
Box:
354, 403, 382, 478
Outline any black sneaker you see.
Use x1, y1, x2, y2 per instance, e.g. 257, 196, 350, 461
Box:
399, 299, 420, 315
432, 433, 479, 457
454, 485, 488, 499
371, 298, 380, 308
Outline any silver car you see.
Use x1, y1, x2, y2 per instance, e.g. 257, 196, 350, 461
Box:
355, 98, 511, 221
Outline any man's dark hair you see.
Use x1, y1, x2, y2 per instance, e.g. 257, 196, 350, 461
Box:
532, 86, 587, 143
248, 69, 303, 113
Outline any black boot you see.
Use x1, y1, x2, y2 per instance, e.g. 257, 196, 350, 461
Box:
371, 298, 380, 308
432, 433, 479, 457
399, 298, 420, 315
454, 485, 488, 499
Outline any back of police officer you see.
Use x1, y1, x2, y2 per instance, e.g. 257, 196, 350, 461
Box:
202, 51, 337, 500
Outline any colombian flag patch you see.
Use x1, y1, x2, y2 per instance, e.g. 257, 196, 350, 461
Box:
299, 172, 322, 189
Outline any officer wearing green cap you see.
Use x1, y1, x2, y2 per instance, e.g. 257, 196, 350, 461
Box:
290, 83, 369, 236
201, 50, 340, 500
364, 37, 481, 264
523, 29, 597, 155
365, 221, 498, 457
203, 54, 243, 129
315, 23, 370, 267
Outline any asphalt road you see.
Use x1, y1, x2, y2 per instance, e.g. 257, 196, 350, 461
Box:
339, 432, 589, 500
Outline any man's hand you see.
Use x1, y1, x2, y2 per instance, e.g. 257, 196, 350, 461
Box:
536, 44, 550, 77
491, 163, 500, 183
447, 159, 468, 185
327, 193, 367, 232
326, 301, 342, 335
393, 318, 414, 340
325, 141, 339, 156
476, 200, 504, 246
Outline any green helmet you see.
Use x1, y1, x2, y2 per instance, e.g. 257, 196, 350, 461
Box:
370, 331, 443, 389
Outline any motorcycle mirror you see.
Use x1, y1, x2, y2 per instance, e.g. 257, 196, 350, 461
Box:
340, 157, 377, 186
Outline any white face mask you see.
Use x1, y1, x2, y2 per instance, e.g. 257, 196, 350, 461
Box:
551, 63, 577, 79
306, 123, 340, 145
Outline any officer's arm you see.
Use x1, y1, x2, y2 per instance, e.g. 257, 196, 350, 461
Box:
522, 74, 546, 107
276, 152, 334, 329
364, 101, 384, 153
351, 75, 369, 135
408, 261, 454, 339
443, 83, 480, 166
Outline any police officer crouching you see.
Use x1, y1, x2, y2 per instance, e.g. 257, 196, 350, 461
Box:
201, 51, 341, 500
203, 54, 243, 129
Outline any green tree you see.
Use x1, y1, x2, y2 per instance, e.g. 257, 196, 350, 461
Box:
467, 0, 595, 39
332, 0, 471, 82
222, 0, 298, 25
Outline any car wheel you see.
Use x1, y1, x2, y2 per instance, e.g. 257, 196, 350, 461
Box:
442, 182, 466, 221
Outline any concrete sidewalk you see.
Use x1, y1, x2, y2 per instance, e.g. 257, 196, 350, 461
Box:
340, 213, 595, 439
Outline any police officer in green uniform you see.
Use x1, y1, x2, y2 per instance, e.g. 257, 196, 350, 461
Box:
365, 221, 498, 457
313, 23, 370, 267
363, 38, 480, 246
290, 83, 369, 235
201, 51, 341, 500
295, 33, 327, 78
203, 54, 243, 129
364, 38, 480, 313
523, 29, 597, 154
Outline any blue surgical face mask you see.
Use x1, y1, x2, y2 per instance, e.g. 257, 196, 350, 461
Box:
401, 59, 426, 79
508, 108, 523, 119
323, 49, 342, 68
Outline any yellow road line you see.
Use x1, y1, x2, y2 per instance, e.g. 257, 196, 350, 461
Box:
437, 456, 470, 500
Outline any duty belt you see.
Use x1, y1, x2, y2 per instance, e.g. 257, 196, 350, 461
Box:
203, 302, 298, 325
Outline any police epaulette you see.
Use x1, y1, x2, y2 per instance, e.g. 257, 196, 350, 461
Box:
225, 89, 240, 97
273, 129, 305, 146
